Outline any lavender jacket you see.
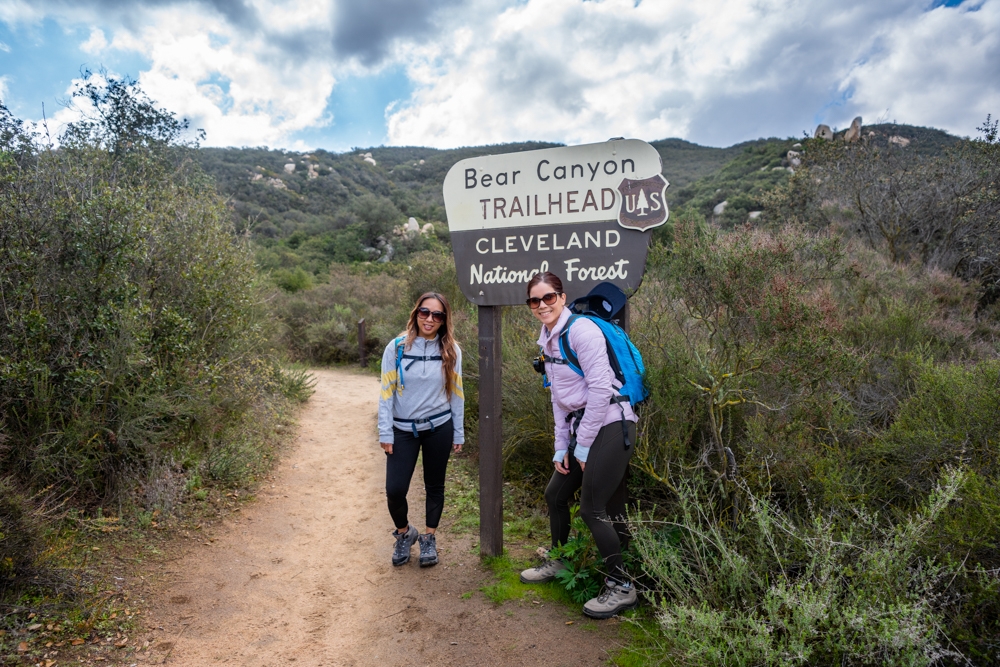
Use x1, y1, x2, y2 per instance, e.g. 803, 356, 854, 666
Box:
539, 307, 636, 464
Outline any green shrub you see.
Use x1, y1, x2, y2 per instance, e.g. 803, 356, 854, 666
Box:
273, 266, 315, 292
631, 469, 966, 666
633, 216, 847, 513
269, 264, 409, 364
548, 507, 604, 603
0, 80, 292, 510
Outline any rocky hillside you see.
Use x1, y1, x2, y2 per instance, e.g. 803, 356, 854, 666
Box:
194, 123, 963, 276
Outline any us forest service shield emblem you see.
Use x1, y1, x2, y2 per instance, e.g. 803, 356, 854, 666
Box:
617, 174, 669, 231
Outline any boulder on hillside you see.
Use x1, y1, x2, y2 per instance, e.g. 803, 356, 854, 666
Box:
815, 124, 834, 140
787, 150, 802, 167
713, 201, 728, 216
283, 163, 295, 173
844, 116, 863, 143
889, 136, 911, 147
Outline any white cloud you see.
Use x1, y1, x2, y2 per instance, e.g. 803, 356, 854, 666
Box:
386, 0, 1000, 148
843, 2, 1000, 138
76, 3, 340, 147
79, 27, 107, 54
0, 75, 9, 101
8, 0, 999, 150
0, 0, 42, 25
0, 41, 11, 53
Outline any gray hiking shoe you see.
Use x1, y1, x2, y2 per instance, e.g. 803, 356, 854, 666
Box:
418, 533, 438, 567
519, 557, 567, 583
391, 525, 418, 566
583, 580, 638, 619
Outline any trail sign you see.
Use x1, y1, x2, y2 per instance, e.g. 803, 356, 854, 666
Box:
444, 139, 668, 306
442, 139, 668, 557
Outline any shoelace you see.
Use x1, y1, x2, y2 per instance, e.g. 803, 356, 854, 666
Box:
393, 530, 410, 556
597, 585, 615, 603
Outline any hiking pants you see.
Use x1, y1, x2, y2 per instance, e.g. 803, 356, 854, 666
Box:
544, 421, 635, 581
385, 419, 453, 530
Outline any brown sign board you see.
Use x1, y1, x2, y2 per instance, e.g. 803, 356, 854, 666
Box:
443, 139, 668, 306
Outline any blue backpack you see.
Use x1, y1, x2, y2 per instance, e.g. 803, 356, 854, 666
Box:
558, 314, 649, 408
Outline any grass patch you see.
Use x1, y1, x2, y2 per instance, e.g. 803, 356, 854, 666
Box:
442, 457, 480, 535
478, 554, 589, 608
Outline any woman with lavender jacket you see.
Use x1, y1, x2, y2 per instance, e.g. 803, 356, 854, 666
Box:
518, 271, 638, 619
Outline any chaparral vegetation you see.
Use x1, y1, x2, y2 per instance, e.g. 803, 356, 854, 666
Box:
3, 76, 999, 665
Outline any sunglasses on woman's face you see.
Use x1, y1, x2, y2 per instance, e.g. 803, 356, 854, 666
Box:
526, 291, 562, 309
417, 307, 446, 323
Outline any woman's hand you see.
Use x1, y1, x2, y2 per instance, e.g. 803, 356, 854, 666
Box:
555, 452, 571, 475
578, 459, 586, 472
380, 442, 393, 455
453, 443, 463, 453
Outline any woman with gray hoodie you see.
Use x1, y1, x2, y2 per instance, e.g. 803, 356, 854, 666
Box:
518, 272, 638, 619
378, 292, 464, 567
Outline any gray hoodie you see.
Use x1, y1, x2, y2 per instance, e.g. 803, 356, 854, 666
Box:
378, 334, 465, 444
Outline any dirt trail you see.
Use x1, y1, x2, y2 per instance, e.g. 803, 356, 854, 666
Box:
145, 368, 617, 666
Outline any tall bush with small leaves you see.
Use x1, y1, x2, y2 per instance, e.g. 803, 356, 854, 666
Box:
0, 79, 289, 508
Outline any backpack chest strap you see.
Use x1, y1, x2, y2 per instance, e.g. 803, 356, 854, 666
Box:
400, 354, 442, 370
542, 354, 567, 366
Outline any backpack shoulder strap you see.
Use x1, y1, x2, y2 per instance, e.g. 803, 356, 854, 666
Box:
561, 315, 629, 387
557, 315, 584, 377
394, 336, 406, 388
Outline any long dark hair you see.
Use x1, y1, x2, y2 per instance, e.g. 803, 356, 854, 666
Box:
402, 292, 459, 398
526, 271, 564, 296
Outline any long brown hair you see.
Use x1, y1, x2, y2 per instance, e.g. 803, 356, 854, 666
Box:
403, 292, 459, 398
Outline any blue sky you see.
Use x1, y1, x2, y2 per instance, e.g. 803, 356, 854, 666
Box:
1, 0, 998, 151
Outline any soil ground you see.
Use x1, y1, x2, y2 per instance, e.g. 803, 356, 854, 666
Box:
139, 368, 622, 666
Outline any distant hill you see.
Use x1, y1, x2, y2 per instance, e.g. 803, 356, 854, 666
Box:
194, 123, 964, 275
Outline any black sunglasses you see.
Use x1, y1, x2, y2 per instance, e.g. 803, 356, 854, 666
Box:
526, 291, 562, 309
417, 307, 446, 323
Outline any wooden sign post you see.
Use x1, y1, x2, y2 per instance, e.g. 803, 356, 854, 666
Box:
443, 139, 668, 558
477, 305, 503, 556
357, 318, 367, 368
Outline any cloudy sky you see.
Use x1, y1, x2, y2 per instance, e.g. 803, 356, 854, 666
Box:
1, 0, 997, 151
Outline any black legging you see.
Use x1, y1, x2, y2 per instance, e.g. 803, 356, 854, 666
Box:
385, 420, 453, 530
544, 421, 635, 581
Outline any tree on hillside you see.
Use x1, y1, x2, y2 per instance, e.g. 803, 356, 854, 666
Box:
0, 76, 275, 513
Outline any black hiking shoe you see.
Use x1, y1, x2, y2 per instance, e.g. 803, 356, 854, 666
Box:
392, 525, 418, 566
418, 533, 438, 567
